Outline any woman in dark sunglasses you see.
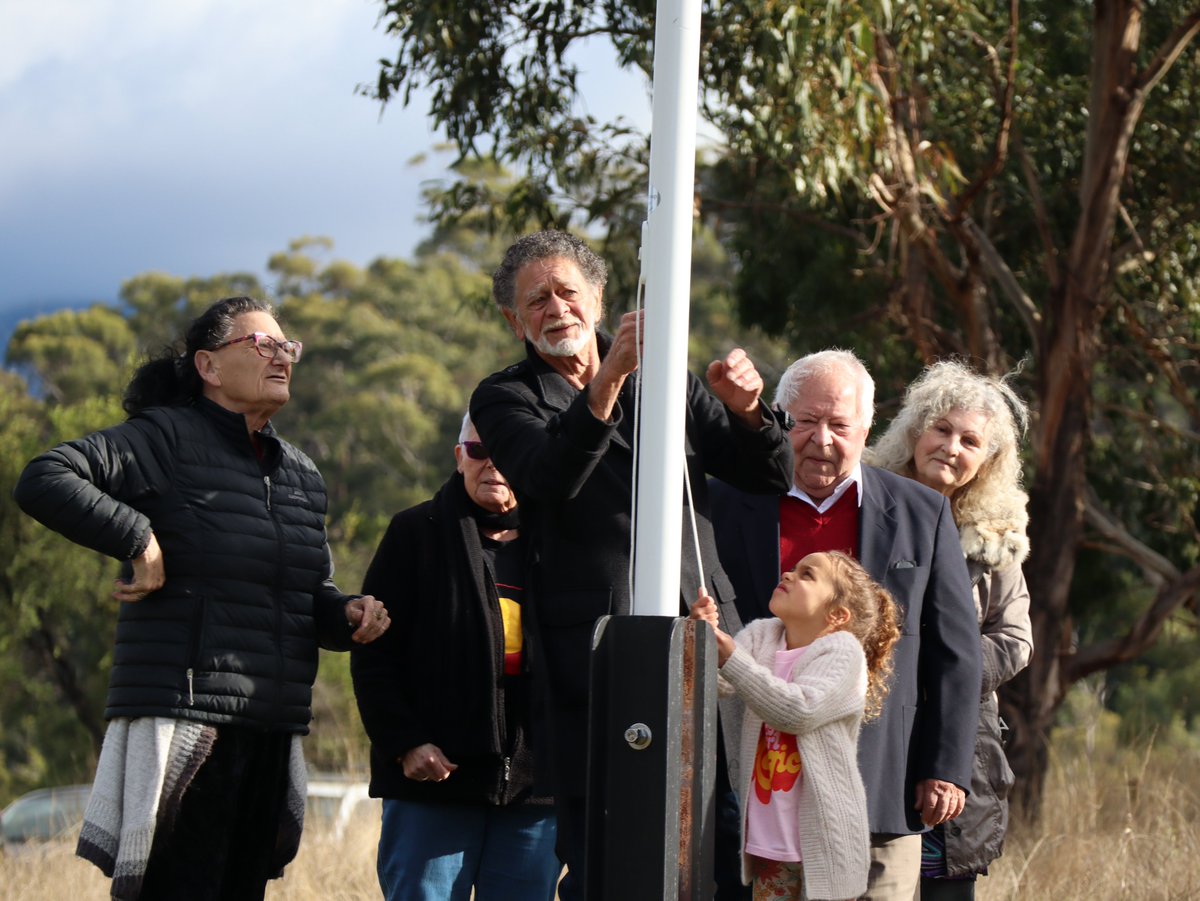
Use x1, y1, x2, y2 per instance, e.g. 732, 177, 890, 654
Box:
15, 295, 390, 900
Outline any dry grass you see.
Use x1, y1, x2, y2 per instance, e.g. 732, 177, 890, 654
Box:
977, 742, 1200, 901
0, 818, 382, 901
4, 740, 1198, 900
264, 818, 382, 900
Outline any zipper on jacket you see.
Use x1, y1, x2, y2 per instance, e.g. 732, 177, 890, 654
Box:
264, 472, 287, 728
498, 755, 513, 805
183, 593, 207, 708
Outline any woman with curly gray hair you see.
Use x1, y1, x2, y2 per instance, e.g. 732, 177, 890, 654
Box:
866, 360, 1033, 901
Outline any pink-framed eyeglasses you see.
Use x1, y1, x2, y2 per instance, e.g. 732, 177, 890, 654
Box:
212, 332, 303, 363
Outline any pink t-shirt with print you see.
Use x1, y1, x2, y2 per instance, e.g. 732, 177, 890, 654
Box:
744, 644, 808, 863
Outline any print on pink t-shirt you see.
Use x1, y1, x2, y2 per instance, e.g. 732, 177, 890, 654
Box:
744, 644, 808, 863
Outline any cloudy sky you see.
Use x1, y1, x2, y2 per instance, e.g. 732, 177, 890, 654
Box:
0, 0, 649, 330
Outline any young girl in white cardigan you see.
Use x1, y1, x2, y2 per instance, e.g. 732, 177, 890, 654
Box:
691, 550, 900, 901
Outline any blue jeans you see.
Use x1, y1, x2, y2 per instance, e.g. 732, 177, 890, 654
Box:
377, 799, 560, 901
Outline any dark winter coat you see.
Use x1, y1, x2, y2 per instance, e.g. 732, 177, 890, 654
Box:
351, 473, 547, 806
13, 397, 360, 733
940, 522, 1033, 876
469, 335, 794, 798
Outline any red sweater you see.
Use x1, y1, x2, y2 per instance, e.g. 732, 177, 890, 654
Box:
779, 484, 860, 575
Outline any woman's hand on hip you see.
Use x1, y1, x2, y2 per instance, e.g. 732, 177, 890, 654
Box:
112, 532, 165, 603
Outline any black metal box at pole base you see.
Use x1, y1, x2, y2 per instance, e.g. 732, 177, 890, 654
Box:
584, 615, 717, 900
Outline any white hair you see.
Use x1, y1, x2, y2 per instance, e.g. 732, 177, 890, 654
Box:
457, 412, 475, 445
866, 359, 1030, 539
773, 349, 875, 429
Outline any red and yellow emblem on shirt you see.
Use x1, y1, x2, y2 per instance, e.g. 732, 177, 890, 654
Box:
499, 594, 523, 676
753, 723, 802, 804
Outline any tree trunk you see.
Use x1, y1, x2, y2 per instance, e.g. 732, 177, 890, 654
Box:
1000, 297, 1095, 814
1000, 0, 1154, 816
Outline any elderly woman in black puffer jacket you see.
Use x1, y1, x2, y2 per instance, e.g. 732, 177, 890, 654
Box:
14, 296, 390, 901
867, 360, 1034, 901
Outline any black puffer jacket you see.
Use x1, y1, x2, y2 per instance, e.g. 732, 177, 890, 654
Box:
13, 397, 359, 733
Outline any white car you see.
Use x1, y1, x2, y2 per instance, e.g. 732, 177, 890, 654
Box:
1, 775, 376, 850
302, 775, 377, 839
1, 784, 91, 851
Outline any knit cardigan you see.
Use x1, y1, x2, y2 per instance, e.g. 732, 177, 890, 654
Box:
720, 623, 870, 900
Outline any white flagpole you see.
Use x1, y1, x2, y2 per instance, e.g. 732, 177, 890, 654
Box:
632, 0, 702, 617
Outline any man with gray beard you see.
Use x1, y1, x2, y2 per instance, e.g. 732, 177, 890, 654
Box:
470, 230, 794, 899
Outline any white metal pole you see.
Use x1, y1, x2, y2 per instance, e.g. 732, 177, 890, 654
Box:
632, 0, 702, 617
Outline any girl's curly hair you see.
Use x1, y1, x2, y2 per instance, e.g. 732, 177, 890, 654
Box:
822, 551, 901, 721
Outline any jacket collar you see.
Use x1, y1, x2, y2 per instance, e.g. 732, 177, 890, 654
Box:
433, 471, 498, 610
523, 332, 619, 413
194, 396, 281, 467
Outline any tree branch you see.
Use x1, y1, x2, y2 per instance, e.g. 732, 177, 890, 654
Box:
1110, 201, 1157, 274
953, 0, 1020, 220
960, 217, 1043, 353
1066, 564, 1200, 682
1010, 128, 1062, 298
1115, 297, 1200, 422
1112, 242, 1156, 274
1083, 485, 1179, 585
703, 195, 873, 247
866, 46, 965, 304
1096, 402, 1200, 443
1135, 10, 1200, 95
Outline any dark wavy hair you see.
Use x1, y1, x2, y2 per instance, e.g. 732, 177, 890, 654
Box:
122, 296, 275, 415
491, 230, 608, 312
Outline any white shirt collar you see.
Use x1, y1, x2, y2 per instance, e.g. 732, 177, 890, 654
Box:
787, 463, 864, 513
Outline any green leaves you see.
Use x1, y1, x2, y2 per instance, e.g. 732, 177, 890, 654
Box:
7, 306, 135, 404
0, 377, 121, 797
362, 0, 1200, 788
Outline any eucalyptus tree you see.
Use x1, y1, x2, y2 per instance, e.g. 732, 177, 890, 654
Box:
367, 0, 1200, 807
0, 377, 125, 796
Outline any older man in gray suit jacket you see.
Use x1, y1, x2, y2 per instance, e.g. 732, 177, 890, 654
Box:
710, 350, 981, 901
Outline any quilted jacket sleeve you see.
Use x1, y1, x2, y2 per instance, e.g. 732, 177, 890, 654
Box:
13, 414, 174, 560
